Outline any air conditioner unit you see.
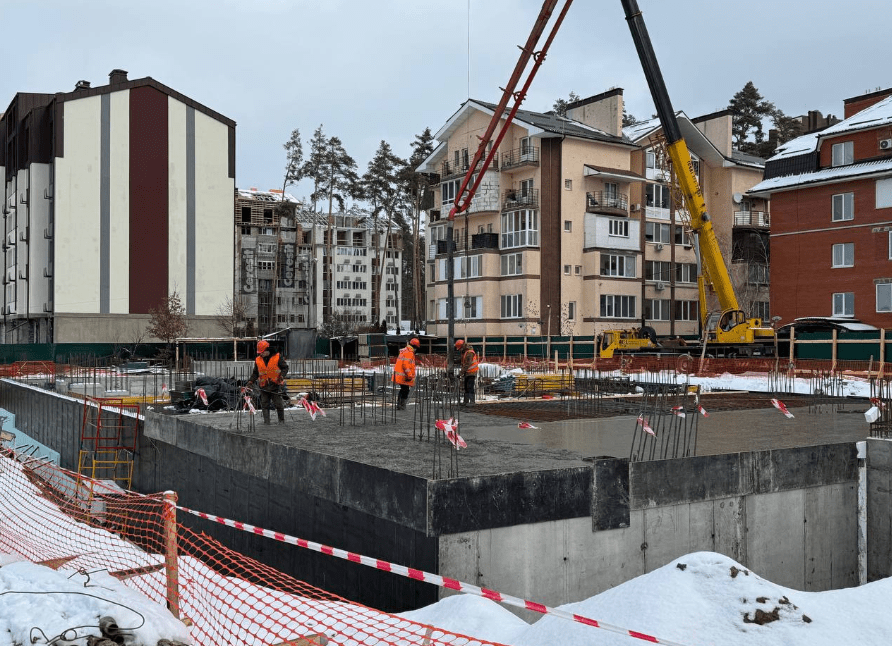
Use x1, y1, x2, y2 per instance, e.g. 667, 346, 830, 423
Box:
655, 243, 664, 251
630, 203, 641, 212
881, 139, 892, 151
655, 282, 666, 291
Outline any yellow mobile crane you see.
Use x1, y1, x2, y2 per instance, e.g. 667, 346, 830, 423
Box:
599, 1, 775, 358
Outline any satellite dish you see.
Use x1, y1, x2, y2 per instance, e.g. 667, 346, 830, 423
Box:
732, 193, 743, 204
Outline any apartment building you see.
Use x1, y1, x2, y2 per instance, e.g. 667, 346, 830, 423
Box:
749, 88, 892, 328
626, 109, 769, 336
235, 193, 404, 334
0, 70, 235, 343
419, 89, 767, 340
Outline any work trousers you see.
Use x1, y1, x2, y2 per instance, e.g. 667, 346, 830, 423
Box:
463, 375, 476, 405
259, 387, 285, 423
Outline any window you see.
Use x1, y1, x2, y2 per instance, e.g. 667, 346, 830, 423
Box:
455, 255, 481, 279
564, 179, 572, 190
645, 222, 671, 243
608, 218, 629, 238
441, 178, 461, 205
520, 136, 532, 159
564, 264, 571, 275
878, 284, 892, 313
674, 226, 692, 246
646, 261, 671, 282
645, 299, 670, 321
564, 220, 572, 232
832, 193, 854, 221
748, 263, 770, 285
241, 207, 252, 223
753, 301, 770, 321
501, 209, 539, 249
675, 300, 698, 321
600, 295, 636, 318
646, 184, 670, 209
501, 293, 523, 318
675, 262, 697, 283
833, 292, 854, 317
878, 178, 892, 209
832, 141, 853, 167
520, 178, 534, 196
832, 243, 854, 268
501, 252, 523, 276
458, 296, 482, 319
567, 301, 576, 320
601, 254, 636, 278
575, 265, 581, 275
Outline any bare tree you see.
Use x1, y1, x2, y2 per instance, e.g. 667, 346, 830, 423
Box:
317, 308, 365, 338
146, 290, 189, 345
215, 296, 248, 337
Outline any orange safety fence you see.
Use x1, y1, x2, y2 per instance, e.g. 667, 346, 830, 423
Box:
0, 447, 508, 646
0, 360, 57, 378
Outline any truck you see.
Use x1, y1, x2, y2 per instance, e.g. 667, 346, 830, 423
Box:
599, 1, 776, 358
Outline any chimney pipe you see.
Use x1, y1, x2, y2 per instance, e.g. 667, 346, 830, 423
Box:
74, 80, 91, 91
109, 69, 128, 85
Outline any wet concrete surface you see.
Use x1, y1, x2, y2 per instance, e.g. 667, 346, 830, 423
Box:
153, 394, 873, 480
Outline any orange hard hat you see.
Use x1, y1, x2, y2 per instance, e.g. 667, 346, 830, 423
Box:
257, 340, 270, 354
455, 339, 465, 349
409, 338, 420, 348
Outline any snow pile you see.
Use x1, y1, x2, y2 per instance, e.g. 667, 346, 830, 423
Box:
0, 557, 191, 646
399, 593, 529, 644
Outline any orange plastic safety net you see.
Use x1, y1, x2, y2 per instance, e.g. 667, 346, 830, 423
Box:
0, 447, 508, 646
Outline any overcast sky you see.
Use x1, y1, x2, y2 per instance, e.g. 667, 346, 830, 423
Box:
1, 0, 889, 202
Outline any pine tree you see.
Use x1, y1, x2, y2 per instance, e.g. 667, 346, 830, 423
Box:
281, 128, 304, 198
552, 91, 580, 117
302, 125, 328, 212
622, 106, 639, 127
728, 81, 775, 154
362, 140, 408, 325
403, 128, 436, 331
312, 136, 360, 319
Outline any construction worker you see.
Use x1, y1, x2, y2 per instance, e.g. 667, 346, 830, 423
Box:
392, 338, 420, 410
455, 339, 479, 406
248, 340, 289, 424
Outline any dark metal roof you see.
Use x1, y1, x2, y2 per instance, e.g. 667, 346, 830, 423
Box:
475, 100, 631, 146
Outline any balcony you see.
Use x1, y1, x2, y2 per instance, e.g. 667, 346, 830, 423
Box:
471, 232, 498, 249
500, 146, 539, 171
734, 210, 770, 228
586, 191, 629, 216
440, 156, 499, 179
503, 188, 539, 211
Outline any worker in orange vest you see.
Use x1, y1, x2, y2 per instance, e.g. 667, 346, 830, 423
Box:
392, 338, 420, 410
248, 340, 289, 424
455, 339, 479, 407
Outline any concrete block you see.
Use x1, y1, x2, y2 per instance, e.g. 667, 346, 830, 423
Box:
642, 504, 693, 573
867, 438, 892, 472
745, 490, 806, 589
752, 444, 857, 493
145, 410, 179, 444
804, 483, 858, 591
218, 431, 271, 479
173, 417, 221, 461
592, 457, 629, 531
867, 464, 892, 581
338, 461, 428, 533
269, 446, 341, 503
631, 453, 748, 508
712, 497, 746, 564
438, 531, 480, 589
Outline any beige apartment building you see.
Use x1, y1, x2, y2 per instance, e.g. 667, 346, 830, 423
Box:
419, 91, 768, 340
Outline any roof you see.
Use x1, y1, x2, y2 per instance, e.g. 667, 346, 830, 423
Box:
748, 157, 892, 196
776, 317, 879, 335
292, 206, 403, 232
436, 99, 632, 147
237, 188, 301, 203
820, 95, 892, 137
767, 132, 820, 161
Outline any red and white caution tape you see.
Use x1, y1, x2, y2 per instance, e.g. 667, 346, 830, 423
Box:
195, 388, 209, 407
244, 395, 256, 414
870, 397, 886, 409
298, 396, 327, 420
436, 418, 467, 449
177, 506, 692, 646
770, 398, 794, 419
696, 405, 709, 418
671, 406, 686, 419
517, 422, 539, 429
637, 414, 656, 437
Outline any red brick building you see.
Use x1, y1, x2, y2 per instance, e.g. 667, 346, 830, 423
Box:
749, 89, 892, 328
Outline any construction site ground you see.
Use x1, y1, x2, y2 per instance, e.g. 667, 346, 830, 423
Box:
147, 391, 871, 480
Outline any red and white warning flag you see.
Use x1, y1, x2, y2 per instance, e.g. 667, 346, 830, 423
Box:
637, 414, 656, 437
771, 398, 795, 419
309, 399, 326, 417
697, 405, 709, 417
517, 421, 539, 429
195, 388, 209, 406
244, 395, 256, 414
436, 418, 467, 449
161, 383, 169, 397
671, 405, 686, 418
299, 397, 318, 421
870, 397, 886, 409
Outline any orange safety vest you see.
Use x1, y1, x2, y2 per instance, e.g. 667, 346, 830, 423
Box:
462, 347, 479, 375
255, 354, 284, 387
392, 347, 417, 386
